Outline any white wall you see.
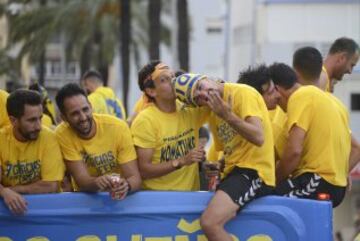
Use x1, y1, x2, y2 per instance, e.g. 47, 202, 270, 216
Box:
188, 0, 226, 77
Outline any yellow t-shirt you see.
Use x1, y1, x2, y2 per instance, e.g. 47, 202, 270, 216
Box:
0, 90, 10, 129
0, 126, 64, 187
322, 66, 331, 92
208, 83, 275, 186
88, 87, 127, 120
131, 102, 209, 191
269, 105, 287, 158
42, 113, 54, 128
55, 114, 136, 178
287, 86, 351, 186
207, 141, 223, 162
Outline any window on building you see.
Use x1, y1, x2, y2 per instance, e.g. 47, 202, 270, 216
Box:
206, 18, 223, 34
50, 60, 62, 75
67, 62, 78, 76
351, 93, 360, 111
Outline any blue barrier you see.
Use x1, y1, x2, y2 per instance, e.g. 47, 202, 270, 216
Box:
0, 192, 332, 241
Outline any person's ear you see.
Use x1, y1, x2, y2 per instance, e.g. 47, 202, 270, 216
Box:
8, 116, 17, 127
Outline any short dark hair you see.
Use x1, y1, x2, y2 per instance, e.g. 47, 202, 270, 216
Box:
237, 64, 270, 95
138, 60, 161, 91
55, 83, 87, 114
81, 70, 104, 83
329, 37, 359, 56
293, 46, 323, 81
269, 63, 297, 90
7, 89, 42, 118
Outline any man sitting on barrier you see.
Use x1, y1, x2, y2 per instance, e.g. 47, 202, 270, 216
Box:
173, 73, 275, 241
0, 90, 64, 215
55, 83, 141, 197
131, 61, 208, 191
271, 63, 350, 207
293, 46, 360, 202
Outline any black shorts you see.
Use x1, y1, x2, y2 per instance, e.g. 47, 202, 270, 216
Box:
274, 172, 346, 208
217, 167, 274, 209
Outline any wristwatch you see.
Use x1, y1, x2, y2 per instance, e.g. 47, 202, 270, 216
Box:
171, 159, 181, 169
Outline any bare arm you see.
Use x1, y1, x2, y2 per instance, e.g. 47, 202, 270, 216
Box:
136, 146, 205, 179
0, 168, 27, 215
349, 134, 360, 172
119, 159, 142, 192
206, 91, 264, 146
276, 125, 305, 184
9, 181, 58, 194
65, 160, 112, 192
222, 114, 264, 146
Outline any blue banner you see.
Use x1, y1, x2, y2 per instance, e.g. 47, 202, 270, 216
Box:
0, 192, 332, 241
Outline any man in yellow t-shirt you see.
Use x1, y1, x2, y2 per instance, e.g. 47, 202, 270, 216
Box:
0, 90, 64, 215
55, 83, 140, 197
318, 37, 359, 93
270, 63, 350, 208
174, 72, 275, 241
0, 89, 10, 129
82, 70, 127, 120
131, 61, 207, 191
293, 46, 360, 193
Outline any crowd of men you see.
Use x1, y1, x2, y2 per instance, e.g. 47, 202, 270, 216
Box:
0, 36, 359, 241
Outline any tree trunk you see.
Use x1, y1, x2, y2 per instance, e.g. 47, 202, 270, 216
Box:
148, 0, 161, 60
38, 51, 46, 85
80, 39, 92, 79
120, 0, 131, 111
177, 0, 189, 71
38, 0, 48, 85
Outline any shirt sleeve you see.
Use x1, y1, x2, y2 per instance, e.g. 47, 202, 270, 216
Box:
55, 128, 82, 161
287, 92, 313, 132
236, 89, 264, 120
131, 114, 158, 149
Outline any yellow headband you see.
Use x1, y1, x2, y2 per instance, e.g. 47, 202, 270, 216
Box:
151, 63, 170, 81
142, 63, 170, 89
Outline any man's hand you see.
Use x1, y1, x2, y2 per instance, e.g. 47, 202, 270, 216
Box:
206, 90, 232, 120
181, 146, 206, 166
110, 177, 130, 200
1, 188, 27, 215
94, 175, 113, 191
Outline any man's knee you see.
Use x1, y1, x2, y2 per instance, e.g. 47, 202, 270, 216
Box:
200, 208, 236, 232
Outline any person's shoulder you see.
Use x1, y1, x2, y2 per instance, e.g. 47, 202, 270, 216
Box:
39, 126, 58, 140
0, 125, 11, 138
294, 85, 324, 99
228, 83, 260, 96
54, 121, 71, 136
94, 113, 129, 129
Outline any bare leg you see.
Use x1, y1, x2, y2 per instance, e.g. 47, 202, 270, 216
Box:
200, 190, 239, 241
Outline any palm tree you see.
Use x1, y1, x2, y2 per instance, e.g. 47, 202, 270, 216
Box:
148, 0, 161, 60
177, 0, 189, 71
120, 0, 130, 110
1, 0, 171, 108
